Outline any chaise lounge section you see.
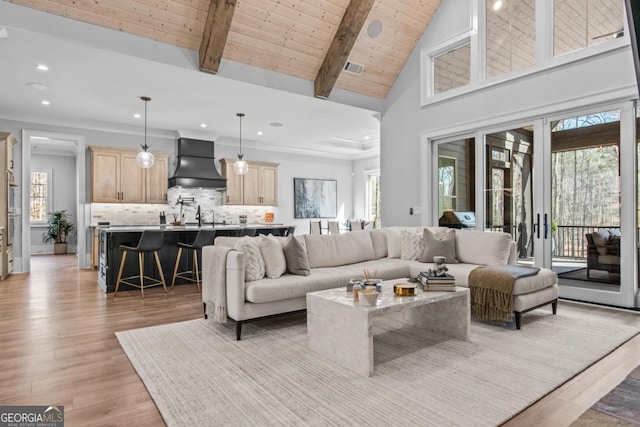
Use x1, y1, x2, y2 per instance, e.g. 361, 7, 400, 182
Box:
202, 227, 558, 339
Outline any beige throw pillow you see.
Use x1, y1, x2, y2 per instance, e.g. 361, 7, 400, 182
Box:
234, 237, 265, 282
419, 228, 459, 264
400, 229, 424, 260
259, 235, 287, 279
282, 235, 310, 276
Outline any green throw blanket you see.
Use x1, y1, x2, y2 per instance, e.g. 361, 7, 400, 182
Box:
469, 265, 540, 323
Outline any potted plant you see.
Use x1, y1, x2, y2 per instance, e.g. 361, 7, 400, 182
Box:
42, 210, 76, 255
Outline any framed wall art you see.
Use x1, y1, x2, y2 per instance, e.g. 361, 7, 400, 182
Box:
293, 178, 337, 218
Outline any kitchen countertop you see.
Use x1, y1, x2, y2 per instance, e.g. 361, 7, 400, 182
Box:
94, 223, 288, 232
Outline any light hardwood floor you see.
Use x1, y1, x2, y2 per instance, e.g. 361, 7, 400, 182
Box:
0, 255, 638, 426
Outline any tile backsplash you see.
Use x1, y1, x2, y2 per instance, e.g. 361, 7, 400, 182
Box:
91, 187, 276, 225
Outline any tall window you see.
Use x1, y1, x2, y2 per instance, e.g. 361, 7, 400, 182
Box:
31, 169, 52, 223
486, 0, 536, 78
366, 172, 381, 228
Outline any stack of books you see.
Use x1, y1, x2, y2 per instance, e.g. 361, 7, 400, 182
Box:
417, 271, 456, 292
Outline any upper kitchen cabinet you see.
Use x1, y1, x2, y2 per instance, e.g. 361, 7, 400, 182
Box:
220, 159, 278, 206
89, 146, 168, 203
145, 154, 168, 203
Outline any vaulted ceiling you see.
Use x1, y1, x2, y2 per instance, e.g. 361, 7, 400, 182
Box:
9, 0, 442, 99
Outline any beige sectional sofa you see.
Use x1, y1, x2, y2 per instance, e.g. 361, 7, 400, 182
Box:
202, 227, 558, 339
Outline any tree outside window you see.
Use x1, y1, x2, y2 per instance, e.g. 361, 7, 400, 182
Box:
31, 169, 52, 223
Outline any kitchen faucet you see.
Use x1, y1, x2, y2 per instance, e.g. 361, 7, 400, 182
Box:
196, 205, 202, 227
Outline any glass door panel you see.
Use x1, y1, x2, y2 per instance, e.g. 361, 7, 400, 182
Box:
485, 127, 534, 265
437, 138, 477, 229
550, 110, 621, 290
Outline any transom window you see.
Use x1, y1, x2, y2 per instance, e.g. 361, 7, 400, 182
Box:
434, 44, 471, 95
554, 0, 624, 57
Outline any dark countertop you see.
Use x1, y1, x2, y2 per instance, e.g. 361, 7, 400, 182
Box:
94, 223, 288, 233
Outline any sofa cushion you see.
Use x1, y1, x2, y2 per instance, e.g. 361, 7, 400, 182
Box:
385, 226, 451, 258
401, 228, 423, 260
369, 229, 388, 259
282, 235, 310, 276
234, 237, 265, 281
455, 230, 512, 265
419, 228, 459, 264
258, 235, 287, 279
244, 259, 410, 304
385, 227, 404, 258
304, 230, 375, 268
214, 236, 238, 248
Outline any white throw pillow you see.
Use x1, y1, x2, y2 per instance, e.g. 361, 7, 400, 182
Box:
234, 237, 265, 282
259, 235, 287, 279
400, 229, 423, 260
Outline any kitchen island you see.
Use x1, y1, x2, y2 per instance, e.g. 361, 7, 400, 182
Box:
97, 224, 293, 293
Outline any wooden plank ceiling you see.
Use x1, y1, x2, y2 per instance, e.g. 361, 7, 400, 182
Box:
9, 0, 441, 99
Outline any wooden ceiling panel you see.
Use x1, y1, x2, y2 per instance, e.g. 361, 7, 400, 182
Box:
9, 0, 443, 99
334, 0, 440, 98
11, 0, 200, 49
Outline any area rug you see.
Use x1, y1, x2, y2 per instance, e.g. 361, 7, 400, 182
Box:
116, 306, 639, 427
557, 267, 620, 285
572, 365, 640, 426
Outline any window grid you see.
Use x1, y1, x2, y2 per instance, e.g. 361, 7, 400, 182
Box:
31, 170, 49, 223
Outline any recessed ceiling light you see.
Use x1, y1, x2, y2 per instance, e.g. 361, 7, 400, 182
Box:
364, 136, 370, 140
492, 0, 503, 11
269, 122, 283, 127
41, 100, 50, 106
27, 82, 49, 91
257, 131, 263, 136
133, 113, 141, 118
37, 64, 49, 71
200, 123, 207, 128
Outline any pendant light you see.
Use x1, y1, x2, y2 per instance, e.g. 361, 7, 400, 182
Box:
233, 112, 249, 175
136, 96, 155, 168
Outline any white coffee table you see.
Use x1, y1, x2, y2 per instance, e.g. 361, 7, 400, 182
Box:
306, 278, 470, 377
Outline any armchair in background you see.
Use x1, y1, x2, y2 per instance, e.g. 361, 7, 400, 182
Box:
585, 229, 620, 278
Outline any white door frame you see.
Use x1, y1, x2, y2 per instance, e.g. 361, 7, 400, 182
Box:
424, 101, 638, 308
21, 130, 88, 272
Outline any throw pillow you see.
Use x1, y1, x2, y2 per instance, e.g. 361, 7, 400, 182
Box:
400, 229, 423, 260
234, 237, 265, 282
259, 234, 287, 279
419, 228, 459, 264
282, 235, 310, 276
592, 230, 610, 256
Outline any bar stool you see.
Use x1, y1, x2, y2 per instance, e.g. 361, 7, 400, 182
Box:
171, 230, 216, 291
114, 230, 166, 299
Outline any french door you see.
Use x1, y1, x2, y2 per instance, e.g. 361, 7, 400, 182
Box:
432, 102, 637, 308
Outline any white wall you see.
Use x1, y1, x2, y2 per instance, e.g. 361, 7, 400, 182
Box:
381, 0, 638, 226
31, 153, 77, 254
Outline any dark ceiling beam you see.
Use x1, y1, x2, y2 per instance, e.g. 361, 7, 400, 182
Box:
199, 0, 238, 74
314, 0, 375, 99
